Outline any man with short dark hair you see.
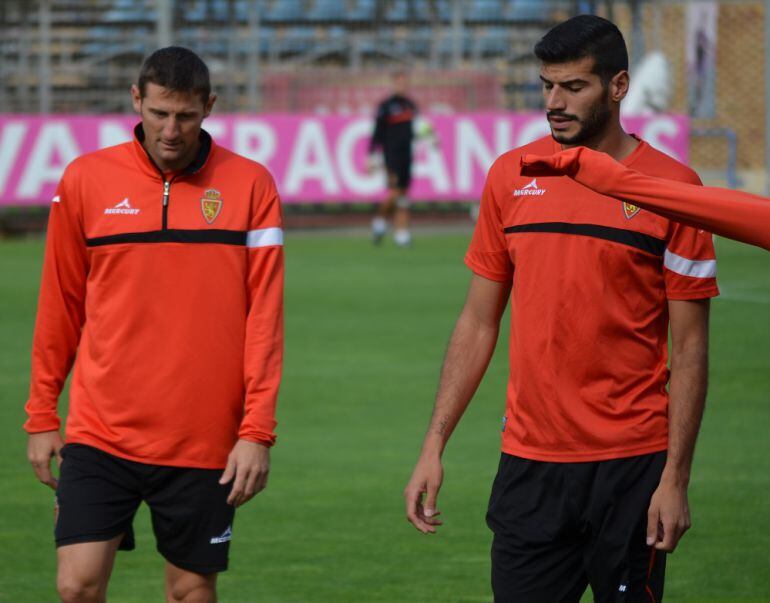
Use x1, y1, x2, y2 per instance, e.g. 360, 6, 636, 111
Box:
405, 15, 717, 601
25, 47, 284, 603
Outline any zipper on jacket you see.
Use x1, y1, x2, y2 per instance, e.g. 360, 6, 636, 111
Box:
162, 180, 171, 230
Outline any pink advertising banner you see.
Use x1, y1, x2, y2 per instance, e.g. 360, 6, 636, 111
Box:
0, 113, 689, 206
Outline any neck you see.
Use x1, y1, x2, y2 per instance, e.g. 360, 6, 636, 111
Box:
562, 118, 639, 162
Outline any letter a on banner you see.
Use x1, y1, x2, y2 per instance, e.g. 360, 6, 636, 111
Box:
285, 120, 340, 194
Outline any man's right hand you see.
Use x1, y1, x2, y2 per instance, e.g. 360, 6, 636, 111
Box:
27, 431, 64, 490
404, 454, 444, 534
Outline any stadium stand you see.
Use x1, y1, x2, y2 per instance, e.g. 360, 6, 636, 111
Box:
0, 0, 562, 114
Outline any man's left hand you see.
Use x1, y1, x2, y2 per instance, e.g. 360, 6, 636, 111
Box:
646, 477, 691, 552
219, 439, 270, 507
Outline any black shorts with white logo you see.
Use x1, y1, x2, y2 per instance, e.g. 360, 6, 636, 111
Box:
55, 444, 235, 574
487, 451, 667, 603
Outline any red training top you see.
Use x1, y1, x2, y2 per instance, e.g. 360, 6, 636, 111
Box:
466, 135, 719, 462
521, 145, 770, 251
25, 125, 284, 469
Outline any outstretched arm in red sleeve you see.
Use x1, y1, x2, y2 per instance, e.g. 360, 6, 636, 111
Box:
521, 146, 770, 251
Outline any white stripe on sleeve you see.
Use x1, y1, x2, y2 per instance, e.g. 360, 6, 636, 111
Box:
664, 249, 717, 278
246, 227, 284, 248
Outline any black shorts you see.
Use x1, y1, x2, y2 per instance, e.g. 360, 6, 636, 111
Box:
487, 451, 667, 603
384, 151, 412, 190
55, 444, 235, 574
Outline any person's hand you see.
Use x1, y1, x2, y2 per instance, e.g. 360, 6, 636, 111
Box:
646, 476, 691, 552
219, 439, 270, 507
27, 431, 64, 490
404, 454, 444, 534
520, 148, 583, 178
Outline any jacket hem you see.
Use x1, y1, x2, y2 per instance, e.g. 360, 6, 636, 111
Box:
500, 440, 668, 463
65, 436, 229, 469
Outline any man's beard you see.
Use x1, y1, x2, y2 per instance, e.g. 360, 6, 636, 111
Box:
548, 91, 613, 145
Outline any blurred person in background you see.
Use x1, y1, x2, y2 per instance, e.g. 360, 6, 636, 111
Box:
404, 15, 717, 602
368, 70, 418, 247
24, 47, 284, 603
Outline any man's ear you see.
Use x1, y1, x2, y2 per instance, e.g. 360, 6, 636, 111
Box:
130, 84, 142, 114
204, 93, 217, 118
610, 70, 630, 103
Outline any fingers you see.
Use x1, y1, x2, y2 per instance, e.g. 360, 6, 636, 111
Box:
404, 485, 443, 534
655, 515, 690, 552
404, 484, 424, 531
646, 505, 660, 547
225, 462, 269, 507
647, 503, 690, 552
520, 154, 561, 177
239, 465, 269, 506
28, 449, 57, 490
423, 485, 439, 519
226, 461, 247, 506
219, 456, 236, 486
252, 468, 269, 496
520, 150, 582, 177
31, 461, 57, 490
27, 432, 64, 491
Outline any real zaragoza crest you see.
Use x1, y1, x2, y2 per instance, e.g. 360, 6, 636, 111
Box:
201, 188, 223, 224
623, 201, 641, 219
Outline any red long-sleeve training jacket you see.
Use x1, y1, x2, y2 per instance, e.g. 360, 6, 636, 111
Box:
24, 125, 284, 469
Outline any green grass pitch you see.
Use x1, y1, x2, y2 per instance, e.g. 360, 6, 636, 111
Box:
0, 231, 768, 602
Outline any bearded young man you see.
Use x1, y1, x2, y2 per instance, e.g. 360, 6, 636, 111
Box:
404, 15, 718, 601
25, 47, 283, 603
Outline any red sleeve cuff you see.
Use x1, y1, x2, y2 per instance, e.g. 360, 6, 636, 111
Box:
23, 410, 61, 434
237, 425, 276, 448
666, 285, 720, 301
464, 254, 512, 283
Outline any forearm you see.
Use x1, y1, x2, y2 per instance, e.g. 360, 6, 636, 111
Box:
420, 310, 501, 458
664, 338, 709, 484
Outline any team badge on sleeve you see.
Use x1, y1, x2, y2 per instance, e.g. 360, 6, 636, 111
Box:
623, 201, 641, 219
201, 189, 223, 224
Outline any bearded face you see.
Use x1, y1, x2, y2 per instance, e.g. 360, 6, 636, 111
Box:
540, 57, 617, 147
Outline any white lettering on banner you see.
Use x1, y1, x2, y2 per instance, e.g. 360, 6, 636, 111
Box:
515, 117, 551, 148
234, 120, 277, 165
337, 118, 380, 194
0, 122, 27, 196
495, 119, 513, 155
0, 114, 688, 205
17, 122, 80, 198
638, 116, 681, 162
204, 119, 226, 143
456, 119, 512, 193
285, 120, 340, 194
414, 143, 450, 193
98, 122, 132, 148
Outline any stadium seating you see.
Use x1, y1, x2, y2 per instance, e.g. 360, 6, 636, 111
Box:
0, 0, 561, 113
